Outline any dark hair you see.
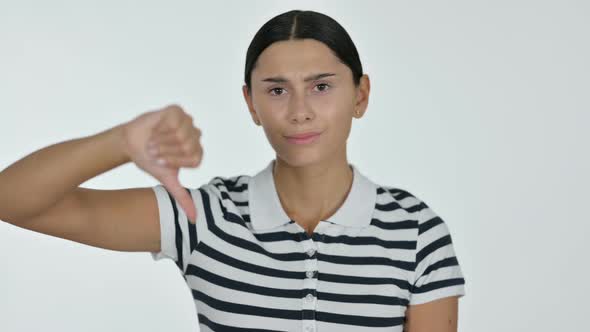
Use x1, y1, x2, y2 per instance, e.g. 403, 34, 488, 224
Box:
244, 10, 364, 96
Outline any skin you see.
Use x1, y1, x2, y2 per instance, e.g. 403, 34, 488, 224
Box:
404, 296, 459, 332
242, 38, 368, 236
242, 38, 459, 331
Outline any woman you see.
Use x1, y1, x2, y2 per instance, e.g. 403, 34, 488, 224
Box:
0, 9, 466, 332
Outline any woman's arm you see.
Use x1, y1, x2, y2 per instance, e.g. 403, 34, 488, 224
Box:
404, 296, 459, 332
0, 124, 130, 222
0, 105, 203, 252
0, 124, 163, 252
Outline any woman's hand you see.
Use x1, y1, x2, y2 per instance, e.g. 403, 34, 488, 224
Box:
121, 104, 203, 223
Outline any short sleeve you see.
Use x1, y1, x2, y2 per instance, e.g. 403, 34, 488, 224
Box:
409, 198, 466, 305
150, 184, 209, 274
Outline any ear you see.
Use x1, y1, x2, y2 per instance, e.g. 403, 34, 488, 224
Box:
354, 74, 370, 118
242, 84, 260, 126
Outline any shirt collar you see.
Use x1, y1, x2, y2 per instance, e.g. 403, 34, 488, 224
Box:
248, 159, 378, 231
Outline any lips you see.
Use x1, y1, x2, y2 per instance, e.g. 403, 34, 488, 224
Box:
285, 131, 322, 139
284, 131, 322, 145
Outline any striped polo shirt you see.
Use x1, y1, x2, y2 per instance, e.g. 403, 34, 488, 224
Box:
150, 159, 466, 331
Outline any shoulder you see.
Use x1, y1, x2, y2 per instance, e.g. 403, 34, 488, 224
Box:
206, 174, 250, 193
199, 174, 253, 207
375, 185, 449, 240
376, 185, 430, 218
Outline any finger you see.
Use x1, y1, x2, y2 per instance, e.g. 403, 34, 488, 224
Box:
158, 154, 202, 169
152, 117, 170, 133
148, 141, 199, 161
152, 115, 183, 135
147, 142, 184, 158
149, 126, 194, 148
154, 113, 191, 135
161, 176, 197, 223
151, 123, 176, 137
149, 132, 181, 146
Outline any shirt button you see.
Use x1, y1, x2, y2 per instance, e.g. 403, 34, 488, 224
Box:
305, 293, 314, 302
306, 270, 315, 279
306, 248, 316, 257
305, 326, 314, 332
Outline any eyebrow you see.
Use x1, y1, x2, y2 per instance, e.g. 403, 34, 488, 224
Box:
260, 72, 337, 83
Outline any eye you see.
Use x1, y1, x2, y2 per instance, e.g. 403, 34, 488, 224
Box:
269, 87, 285, 96
314, 83, 331, 92
268, 83, 331, 96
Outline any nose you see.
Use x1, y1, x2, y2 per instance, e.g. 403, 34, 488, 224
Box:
288, 90, 314, 124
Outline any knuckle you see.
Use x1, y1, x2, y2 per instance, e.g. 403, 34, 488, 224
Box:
174, 130, 186, 141
158, 120, 173, 132
167, 103, 182, 112
163, 108, 185, 128
180, 143, 192, 154
170, 119, 182, 130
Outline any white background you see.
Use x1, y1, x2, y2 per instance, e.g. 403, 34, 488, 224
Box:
1, 1, 588, 331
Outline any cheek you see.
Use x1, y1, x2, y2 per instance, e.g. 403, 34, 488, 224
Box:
331, 118, 353, 144
328, 106, 354, 141
325, 101, 354, 127
260, 119, 286, 149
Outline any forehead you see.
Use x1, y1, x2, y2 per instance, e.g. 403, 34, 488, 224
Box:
252, 39, 345, 79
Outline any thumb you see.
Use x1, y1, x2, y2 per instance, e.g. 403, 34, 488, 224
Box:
161, 175, 197, 224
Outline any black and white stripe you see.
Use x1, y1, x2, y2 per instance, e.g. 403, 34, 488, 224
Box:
150, 161, 466, 331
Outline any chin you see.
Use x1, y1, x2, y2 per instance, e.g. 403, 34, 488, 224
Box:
275, 150, 326, 168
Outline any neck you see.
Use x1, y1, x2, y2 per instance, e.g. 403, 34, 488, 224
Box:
272, 156, 354, 226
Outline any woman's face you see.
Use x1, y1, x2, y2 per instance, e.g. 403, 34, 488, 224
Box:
242, 38, 370, 168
